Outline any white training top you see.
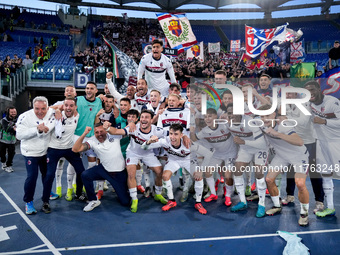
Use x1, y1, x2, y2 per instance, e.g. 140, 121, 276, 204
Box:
86, 134, 125, 172
138, 53, 176, 95
49, 112, 79, 150
310, 95, 340, 141
16, 108, 55, 157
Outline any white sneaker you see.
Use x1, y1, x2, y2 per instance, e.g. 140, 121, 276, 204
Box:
83, 200, 101, 212
2, 163, 7, 170
313, 201, 324, 214
4, 166, 14, 173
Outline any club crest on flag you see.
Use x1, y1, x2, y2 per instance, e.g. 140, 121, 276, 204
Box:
168, 19, 182, 37
191, 44, 200, 57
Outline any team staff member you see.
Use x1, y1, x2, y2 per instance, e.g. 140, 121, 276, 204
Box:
16, 96, 55, 215
0, 106, 17, 172
72, 122, 132, 212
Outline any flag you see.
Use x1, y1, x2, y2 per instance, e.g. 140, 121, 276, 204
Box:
230, 40, 241, 52
103, 36, 119, 78
239, 49, 268, 70
280, 28, 303, 43
290, 41, 306, 64
186, 41, 204, 61
318, 66, 340, 98
103, 37, 138, 93
245, 24, 287, 58
157, 13, 197, 54
208, 42, 220, 53
290, 62, 315, 87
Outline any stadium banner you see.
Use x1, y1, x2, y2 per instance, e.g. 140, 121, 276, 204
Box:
186, 41, 204, 61
163, 48, 178, 56
290, 62, 315, 87
245, 24, 287, 58
239, 49, 268, 70
112, 33, 119, 39
208, 42, 220, 53
103, 36, 119, 78
148, 35, 168, 47
156, 12, 197, 54
318, 66, 340, 98
290, 41, 306, 64
142, 43, 152, 55
230, 40, 241, 52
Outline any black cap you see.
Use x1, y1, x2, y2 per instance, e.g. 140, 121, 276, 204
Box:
335, 40, 339, 43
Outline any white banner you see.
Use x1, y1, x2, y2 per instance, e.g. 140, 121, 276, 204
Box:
208, 42, 220, 53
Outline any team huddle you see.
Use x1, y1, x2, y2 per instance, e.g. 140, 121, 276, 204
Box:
14, 40, 340, 227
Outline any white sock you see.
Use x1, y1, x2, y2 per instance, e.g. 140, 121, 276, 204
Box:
225, 184, 233, 197
143, 167, 151, 188
271, 195, 281, 207
195, 180, 204, 203
66, 164, 75, 189
97, 180, 104, 192
56, 159, 64, 187
206, 176, 216, 196
155, 185, 162, 195
136, 169, 143, 186
300, 203, 309, 215
323, 177, 334, 210
72, 173, 77, 185
88, 161, 96, 169
183, 168, 192, 192
275, 174, 282, 198
234, 175, 246, 203
256, 177, 266, 207
164, 180, 174, 200
245, 171, 251, 187
129, 188, 138, 200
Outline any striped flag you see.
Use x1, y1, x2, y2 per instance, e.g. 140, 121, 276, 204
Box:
156, 13, 197, 54
103, 36, 119, 78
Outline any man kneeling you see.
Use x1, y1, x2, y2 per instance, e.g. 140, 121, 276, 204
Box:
72, 123, 131, 212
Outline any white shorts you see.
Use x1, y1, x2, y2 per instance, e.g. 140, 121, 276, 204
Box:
236, 146, 268, 165
269, 152, 309, 174
73, 135, 97, 158
164, 159, 190, 174
316, 139, 340, 175
126, 151, 161, 168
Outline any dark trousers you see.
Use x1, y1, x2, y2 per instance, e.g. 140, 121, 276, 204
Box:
81, 164, 130, 206
286, 142, 324, 202
42, 147, 85, 203
0, 142, 15, 167
23, 155, 47, 203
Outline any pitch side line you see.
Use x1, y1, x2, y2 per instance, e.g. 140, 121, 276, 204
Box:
0, 187, 61, 255
1, 228, 339, 254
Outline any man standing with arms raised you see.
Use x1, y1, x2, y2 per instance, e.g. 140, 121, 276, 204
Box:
138, 39, 176, 96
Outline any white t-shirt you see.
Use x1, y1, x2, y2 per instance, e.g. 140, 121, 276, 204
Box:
49, 112, 79, 150
86, 134, 125, 172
